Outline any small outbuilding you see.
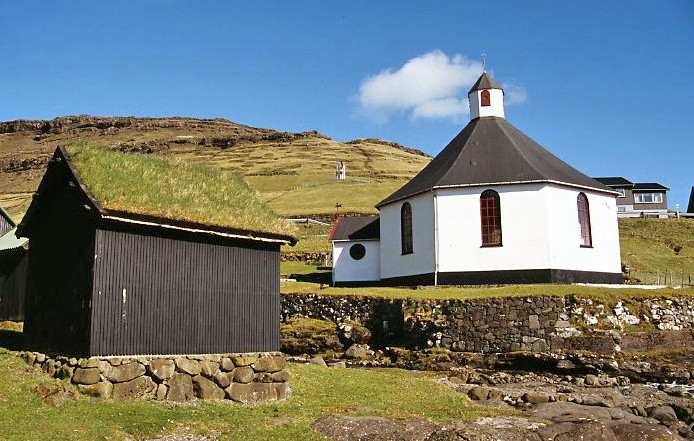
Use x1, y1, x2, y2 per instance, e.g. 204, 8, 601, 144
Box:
18, 146, 295, 357
0, 208, 28, 321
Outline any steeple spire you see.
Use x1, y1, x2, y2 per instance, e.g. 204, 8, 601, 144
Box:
468, 71, 504, 120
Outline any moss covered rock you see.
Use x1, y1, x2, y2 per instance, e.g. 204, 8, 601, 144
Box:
280, 318, 343, 355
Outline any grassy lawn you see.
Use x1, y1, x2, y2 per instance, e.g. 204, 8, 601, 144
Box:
0, 346, 509, 441
281, 280, 694, 303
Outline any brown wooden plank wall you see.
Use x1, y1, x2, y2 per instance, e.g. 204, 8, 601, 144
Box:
90, 228, 280, 356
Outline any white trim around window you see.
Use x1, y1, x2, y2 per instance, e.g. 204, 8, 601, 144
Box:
634, 192, 663, 203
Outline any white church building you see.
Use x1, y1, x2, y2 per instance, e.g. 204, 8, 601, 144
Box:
331, 71, 622, 286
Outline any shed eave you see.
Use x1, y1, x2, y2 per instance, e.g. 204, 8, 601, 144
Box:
101, 214, 294, 245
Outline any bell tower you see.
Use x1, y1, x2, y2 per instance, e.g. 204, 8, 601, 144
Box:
468, 71, 505, 120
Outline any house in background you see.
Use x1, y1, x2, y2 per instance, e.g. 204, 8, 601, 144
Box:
593, 177, 669, 218
687, 187, 694, 215
331, 71, 622, 286
0, 208, 28, 321
18, 146, 295, 357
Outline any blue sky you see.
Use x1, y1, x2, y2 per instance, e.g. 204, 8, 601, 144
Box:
2, 1, 693, 208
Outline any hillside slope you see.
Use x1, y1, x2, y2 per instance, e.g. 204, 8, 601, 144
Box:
0, 116, 432, 219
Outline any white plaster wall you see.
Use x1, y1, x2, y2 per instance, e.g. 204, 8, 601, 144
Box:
545, 186, 621, 273
435, 184, 551, 272
469, 89, 505, 119
379, 192, 435, 279
332, 240, 381, 282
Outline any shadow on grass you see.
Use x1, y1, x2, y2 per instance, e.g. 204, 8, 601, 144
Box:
293, 272, 332, 284
0, 329, 24, 351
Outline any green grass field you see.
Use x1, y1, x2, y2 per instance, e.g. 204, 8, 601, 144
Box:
0, 345, 509, 441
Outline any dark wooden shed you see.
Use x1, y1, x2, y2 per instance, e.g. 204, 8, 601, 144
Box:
18, 146, 295, 357
0, 208, 28, 321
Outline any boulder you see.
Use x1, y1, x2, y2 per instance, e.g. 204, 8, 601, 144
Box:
275, 383, 291, 400
104, 362, 145, 383
468, 387, 490, 401
345, 344, 371, 359
610, 422, 685, 441
156, 383, 168, 401
199, 360, 220, 378
312, 415, 439, 441
647, 405, 679, 425
112, 376, 156, 401
214, 371, 231, 388
192, 375, 225, 400
175, 358, 201, 376
148, 359, 175, 380
252, 355, 285, 373
536, 421, 616, 441
78, 381, 113, 399
309, 356, 327, 367
220, 357, 234, 372
329, 361, 347, 369
167, 373, 195, 402
72, 367, 101, 385
522, 392, 550, 404
232, 366, 254, 384
231, 355, 258, 367
225, 382, 278, 404
271, 370, 290, 383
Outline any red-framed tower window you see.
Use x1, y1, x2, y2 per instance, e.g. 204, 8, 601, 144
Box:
401, 202, 413, 255
577, 192, 592, 247
480, 190, 502, 246
481, 89, 491, 107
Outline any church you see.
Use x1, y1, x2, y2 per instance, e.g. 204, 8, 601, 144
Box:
331, 71, 622, 286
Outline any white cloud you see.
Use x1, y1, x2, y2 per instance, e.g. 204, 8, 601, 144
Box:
503, 83, 528, 106
355, 50, 527, 123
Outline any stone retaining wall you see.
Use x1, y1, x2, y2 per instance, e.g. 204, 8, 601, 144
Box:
20, 351, 290, 403
280, 293, 694, 354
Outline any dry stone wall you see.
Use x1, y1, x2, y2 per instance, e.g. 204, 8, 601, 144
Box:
280, 293, 694, 354
19, 351, 290, 403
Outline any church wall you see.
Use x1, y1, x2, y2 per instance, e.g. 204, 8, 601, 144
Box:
379, 192, 435, 280
435, 184, 552, 273
332, 240, 380, 283
545, 185, 622, 274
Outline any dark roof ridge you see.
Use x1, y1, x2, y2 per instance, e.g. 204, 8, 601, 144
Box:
490, 117, 547, 181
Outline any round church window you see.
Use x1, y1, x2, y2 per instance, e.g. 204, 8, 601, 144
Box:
349, 243, 366, 260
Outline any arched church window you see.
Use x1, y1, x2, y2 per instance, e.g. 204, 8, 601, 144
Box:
577, 193, 592, 247
401, 202, 413, 255
481, 90, 491, 107
480, 190, 502, 246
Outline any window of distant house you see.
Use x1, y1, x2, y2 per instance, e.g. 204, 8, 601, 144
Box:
480, 190, 502, 246
481, 90, 491, 107
349, 243, 366, 260
577, 192, 592, 247
616, 188, 626, 198
634, 192, 663, 203
401, 202, 413, 255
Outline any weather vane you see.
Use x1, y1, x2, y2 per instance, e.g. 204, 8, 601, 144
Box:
482, 52, 487, 72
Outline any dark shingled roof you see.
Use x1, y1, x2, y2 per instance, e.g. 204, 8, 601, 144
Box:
633, 183, 669, 191
330, 216, 380, 241
377, 117, 614, 208
468, 72, 503, 94
594, 177, 634, 187
688, 187, 694, 214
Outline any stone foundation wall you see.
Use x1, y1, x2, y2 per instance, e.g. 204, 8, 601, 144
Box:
20, 351, 290, 403
280, 293, 694, 354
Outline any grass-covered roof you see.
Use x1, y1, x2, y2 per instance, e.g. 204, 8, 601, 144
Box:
65, 144, 296, 240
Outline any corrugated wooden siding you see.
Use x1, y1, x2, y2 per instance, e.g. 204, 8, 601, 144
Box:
0, 253, 27, 320
91, 228, 280, 356
0, 217, 12, 237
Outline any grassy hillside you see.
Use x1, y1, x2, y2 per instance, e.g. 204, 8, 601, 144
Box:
0, 116, 431, 220
619, 218, 694, 284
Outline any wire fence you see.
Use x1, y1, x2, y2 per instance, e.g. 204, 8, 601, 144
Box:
625, 269, 694, 287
